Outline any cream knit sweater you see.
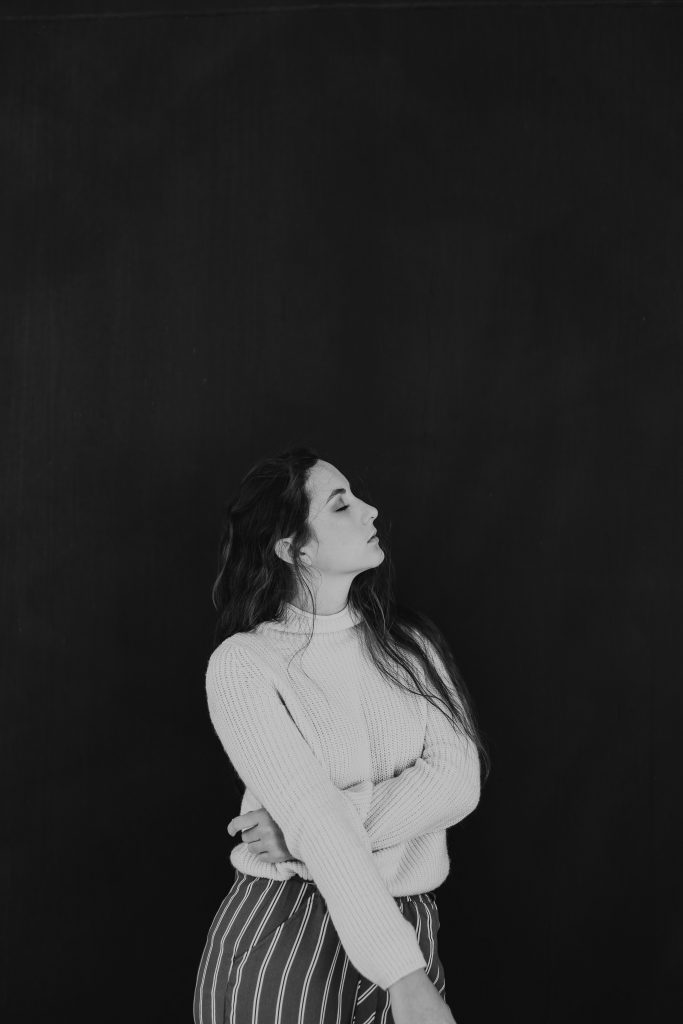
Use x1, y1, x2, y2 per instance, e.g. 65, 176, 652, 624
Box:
205, 601, 481, 991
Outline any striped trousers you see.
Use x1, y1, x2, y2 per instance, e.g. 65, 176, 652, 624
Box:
193, 869, 446, 1024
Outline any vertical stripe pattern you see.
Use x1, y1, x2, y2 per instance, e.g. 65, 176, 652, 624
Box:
193, 870, 445, 1024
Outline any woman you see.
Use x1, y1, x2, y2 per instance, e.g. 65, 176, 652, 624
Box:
193, 446, 489, 1024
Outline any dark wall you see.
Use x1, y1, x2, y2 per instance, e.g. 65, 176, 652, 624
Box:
2, 5, 680, 1022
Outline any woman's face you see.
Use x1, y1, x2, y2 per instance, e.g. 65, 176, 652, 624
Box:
301, 460, 384, 577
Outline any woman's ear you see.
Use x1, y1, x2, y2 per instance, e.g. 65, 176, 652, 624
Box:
274, 536, 295, 564
275, 535, 313, 566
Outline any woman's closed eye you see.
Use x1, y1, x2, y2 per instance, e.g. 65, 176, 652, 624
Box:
335, 505, 349, 512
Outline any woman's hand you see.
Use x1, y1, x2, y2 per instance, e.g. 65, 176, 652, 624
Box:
227, 806, 295, 864
389, 968, 457, 1024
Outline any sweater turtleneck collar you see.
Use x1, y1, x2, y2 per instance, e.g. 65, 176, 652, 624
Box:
264, 601, 363, 635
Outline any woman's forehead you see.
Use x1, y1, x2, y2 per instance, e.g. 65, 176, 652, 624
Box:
307, 461, 348, 507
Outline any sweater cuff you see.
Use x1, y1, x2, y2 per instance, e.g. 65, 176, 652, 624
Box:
382, 952, 429, 991
339, 779, 374, 823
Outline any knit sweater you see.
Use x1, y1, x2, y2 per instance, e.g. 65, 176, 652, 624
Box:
205, 601, 481, 991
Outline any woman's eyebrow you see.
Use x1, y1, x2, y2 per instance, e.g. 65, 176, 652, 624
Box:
324, 487, 348, 505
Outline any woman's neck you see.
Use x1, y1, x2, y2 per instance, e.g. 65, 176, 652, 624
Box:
263, 601, 362, 635
288, 582, 353, 616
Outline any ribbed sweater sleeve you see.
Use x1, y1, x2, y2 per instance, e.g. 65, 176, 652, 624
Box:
343, 634, 481, 851
205, 642, 428, 991
359, 704, 480, 851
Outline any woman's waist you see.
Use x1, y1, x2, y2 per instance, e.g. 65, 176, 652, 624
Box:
230, 864, 441, 906
230, 834, 449, 897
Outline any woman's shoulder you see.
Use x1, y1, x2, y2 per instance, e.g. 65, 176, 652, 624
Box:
401, 620, 441, 663
401, 619, 457, 693
206, 630, 284, 687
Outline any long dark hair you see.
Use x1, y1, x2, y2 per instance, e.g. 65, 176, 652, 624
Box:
211, 445, 490, 783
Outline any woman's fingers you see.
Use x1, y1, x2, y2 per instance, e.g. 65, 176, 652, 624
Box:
227, 809, 265, 836
226, 807, 291, 863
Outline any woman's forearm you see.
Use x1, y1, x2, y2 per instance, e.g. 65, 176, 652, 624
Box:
361, 747, 480, 850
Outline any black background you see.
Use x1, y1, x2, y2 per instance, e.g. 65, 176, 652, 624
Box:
2, 2, 681, 1021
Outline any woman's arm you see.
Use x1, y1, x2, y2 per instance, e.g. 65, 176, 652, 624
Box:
342, 636, 481, 851
205, 641, 428, 991
348, 726, 480, 851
